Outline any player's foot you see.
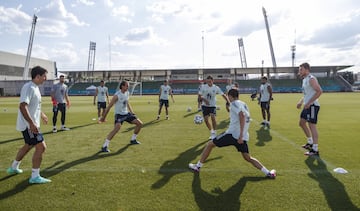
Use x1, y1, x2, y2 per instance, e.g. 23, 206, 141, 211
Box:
156, 116, 160, 120
302, 143, 313, 150
60, 127, 70, 131
260, 121, 266, 125
100, 146, 110, 153
188, 163, 200, 172
304, 150, 319, 156
130, 139, 141, 145
6, 167, 23, 175
266, 169, 276, 179
52, 128, 57, 133
29, 176, 51, 184
166, 116, 169, 120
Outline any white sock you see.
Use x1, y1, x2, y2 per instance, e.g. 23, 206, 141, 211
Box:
103, 139, 110, 148
307, 137, 313, 144
131, 134, 137, 141
261, 167, 270, 175
61, 125, 65, 128
312, 144, 318, 151
31, 168, 40, 179
12, 160, 21, 170
197, 161, 203, 168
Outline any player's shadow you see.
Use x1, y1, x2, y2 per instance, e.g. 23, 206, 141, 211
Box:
183, 110, 200, 118
305, 156, 359, 210
122, 120, 159, 133
217, 118, 230, 130
0, 144, 131, 201
192, 173, 267, 210
255, 127, 272, 146
151, 140, 222, 189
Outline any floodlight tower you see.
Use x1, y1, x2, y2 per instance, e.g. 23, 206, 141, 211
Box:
23, 14, 38, 80
87, 41, 96, 81
262, 7, 277, 78
238, 38, 247, 68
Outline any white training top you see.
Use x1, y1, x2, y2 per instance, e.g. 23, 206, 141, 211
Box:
114, 90, 129, 115
97, 86, 108, 102
52, 82, 68, 103
259, 82, 271, 102
16, 81, 42, 131
159, 85, 172, 100
226, 99, 250, 140
302, 74, 320, 106
199, 84, 224, 107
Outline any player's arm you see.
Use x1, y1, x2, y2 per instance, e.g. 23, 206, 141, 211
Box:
304, 78, 323, 109
297, 97, 304, 109
100, 95, 117, 122
65, 89, 71, 108
267, 85, 273, 102
127, 101, 135, 114
106, 90, 110, 104
41, 111, 48, 124
222, 93, 230, 112
19, 102, 38, 134
237, 111, 245, 144
94, 88, 98, 105
170, 89, 175, 103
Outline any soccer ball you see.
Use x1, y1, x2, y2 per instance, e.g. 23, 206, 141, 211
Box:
194, 114, 203, 124
187, 106, 192, 112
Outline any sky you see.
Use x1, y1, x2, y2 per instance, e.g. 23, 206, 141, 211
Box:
1, 0, 360, 72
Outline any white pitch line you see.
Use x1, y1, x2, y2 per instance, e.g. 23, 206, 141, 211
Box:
251, 118, 336, 170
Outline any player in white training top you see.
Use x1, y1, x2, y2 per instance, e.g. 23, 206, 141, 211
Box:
99, 81, 143, 152
157, 80, 174, 120
297, 62, 322, 156
198, 75, 230, 140
94, 80, 109, 120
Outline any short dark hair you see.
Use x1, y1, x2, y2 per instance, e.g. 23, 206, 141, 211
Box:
261, 76, 268, 80
228, 88, 239, 98
206, 75, 213, 80
300, 62, 310, 70
31, 66, 48, 79
119, 81, 128, 89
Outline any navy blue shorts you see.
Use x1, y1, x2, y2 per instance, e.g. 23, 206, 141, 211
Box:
115, 113, 137, 125
260, 102, 270, 110
53, 103, 66, 113
300, 105, 320, 124
202, 106, 216, 117
21, 128, 44, 145
213, 133, 249, 153
159, 99, 169, 107
97, 102, 107, 109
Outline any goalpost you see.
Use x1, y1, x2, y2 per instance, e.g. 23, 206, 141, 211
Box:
118, 81, 142, 96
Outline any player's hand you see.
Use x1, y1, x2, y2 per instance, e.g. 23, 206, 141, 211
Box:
237, 137, 244, 144
99, 116, 105, 123
67, 101, 71, 108
41, 113, 48, 124
296, 103, 302, 109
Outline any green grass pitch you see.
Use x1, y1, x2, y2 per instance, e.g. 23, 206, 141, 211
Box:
0, 93, 359, 210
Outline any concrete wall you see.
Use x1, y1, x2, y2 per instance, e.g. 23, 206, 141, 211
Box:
0, 51, 56, 81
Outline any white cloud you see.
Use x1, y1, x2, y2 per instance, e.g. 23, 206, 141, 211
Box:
0, 5, 32, 34
111, 5, 134, 22
112, 27, 169, 46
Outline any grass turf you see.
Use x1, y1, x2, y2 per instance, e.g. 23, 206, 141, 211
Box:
0, 93, 359, 210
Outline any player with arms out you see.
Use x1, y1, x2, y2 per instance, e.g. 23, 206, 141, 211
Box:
99, 81, 143, 152
94, 80, 109, 121
156, 80, 174, 120
189, 88, 276, 179
7, 66, 52, 184
198, 75, 230, 140
297, 62, 322, 156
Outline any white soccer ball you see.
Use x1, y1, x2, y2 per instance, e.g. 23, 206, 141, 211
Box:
194, 114, 204, 124
187, 106, 192, 112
